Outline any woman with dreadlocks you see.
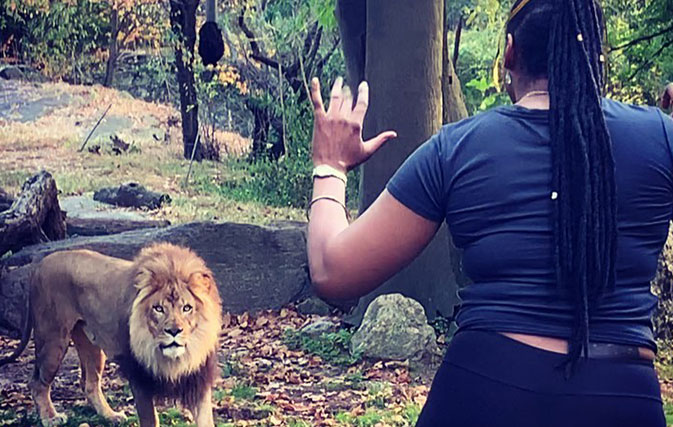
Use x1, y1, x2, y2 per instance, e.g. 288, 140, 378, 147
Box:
306, 0, 673, 425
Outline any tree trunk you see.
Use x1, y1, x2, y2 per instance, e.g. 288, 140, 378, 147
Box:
342, 0, 464, 323
335, 0, 366, 94
442, 5, 468, 124
104, 8, 119, 87
170, 0, 202, 160
0, 171, 66, 257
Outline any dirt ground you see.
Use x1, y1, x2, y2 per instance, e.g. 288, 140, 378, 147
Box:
0, 308, 432, 426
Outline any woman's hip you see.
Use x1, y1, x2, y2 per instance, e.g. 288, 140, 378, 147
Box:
415, 330, 665, 427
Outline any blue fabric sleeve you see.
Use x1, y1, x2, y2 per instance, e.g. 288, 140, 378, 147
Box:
660, 110, 673, 156
386, 133, 447, 223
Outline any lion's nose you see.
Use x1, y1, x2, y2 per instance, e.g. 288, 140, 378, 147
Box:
165, 327, 183, 337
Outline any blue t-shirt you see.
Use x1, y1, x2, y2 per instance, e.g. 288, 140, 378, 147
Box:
387, 99, 673, 350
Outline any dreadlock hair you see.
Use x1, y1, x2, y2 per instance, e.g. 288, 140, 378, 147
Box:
506, 0, 617, 373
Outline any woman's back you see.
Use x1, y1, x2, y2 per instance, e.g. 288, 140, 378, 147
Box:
387, 98, 673, 349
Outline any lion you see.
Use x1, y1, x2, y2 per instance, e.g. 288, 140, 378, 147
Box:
0, 242, 222, 427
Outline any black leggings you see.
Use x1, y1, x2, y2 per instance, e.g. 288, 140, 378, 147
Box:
416, 331, 665, 427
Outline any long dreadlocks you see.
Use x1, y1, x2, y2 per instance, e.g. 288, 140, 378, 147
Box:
506, 0, 617, 372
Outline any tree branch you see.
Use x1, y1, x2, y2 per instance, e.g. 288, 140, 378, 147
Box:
626, 37, 673, 81
609, 23, 673, 52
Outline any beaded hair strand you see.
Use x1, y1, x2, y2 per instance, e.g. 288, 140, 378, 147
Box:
506, 0, 617, 374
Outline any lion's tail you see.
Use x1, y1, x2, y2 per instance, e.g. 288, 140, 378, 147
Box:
0, 292, 32, 366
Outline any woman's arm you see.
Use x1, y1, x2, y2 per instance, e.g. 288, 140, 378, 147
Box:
307, 77, 441, 300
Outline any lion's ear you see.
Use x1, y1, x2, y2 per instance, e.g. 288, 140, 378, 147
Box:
189, 272, 216, 293
135, 267, 155, 290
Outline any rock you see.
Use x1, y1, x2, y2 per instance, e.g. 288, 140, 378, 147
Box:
299, 318, 340, 338
297, 297, 332, 316
0, 222, 310, 334
93, 183, 171, 210
0, 66, 24, 80
66, 217, 170, 237
351, 293, 439, 361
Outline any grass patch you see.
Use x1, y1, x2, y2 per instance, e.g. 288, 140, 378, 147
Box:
665, 403, 673, 426
0, 170, 32, 194
283, 328, 362, 366
229, 381, 258, 401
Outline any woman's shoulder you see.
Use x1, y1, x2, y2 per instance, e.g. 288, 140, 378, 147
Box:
436, 105, 543, 150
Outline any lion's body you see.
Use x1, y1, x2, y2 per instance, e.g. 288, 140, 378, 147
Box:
10, 243, 222, 427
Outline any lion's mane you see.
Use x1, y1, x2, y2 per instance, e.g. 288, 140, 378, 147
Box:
127, 243, 222, 399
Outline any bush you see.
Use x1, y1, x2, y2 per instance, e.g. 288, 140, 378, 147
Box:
283, 327, 362, 366
1, 0, 109, 82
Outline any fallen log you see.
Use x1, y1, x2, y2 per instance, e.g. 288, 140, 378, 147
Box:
0, 171, 66, 257
0, 221, 310, 335
66, 217, 171, 237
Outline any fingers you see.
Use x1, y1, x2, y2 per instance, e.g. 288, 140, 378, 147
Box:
327, 76, 344, 115
363, 131, 398, 158
339, 86, 354, 116
352, 81, 370, 124
310, 78, 325, 115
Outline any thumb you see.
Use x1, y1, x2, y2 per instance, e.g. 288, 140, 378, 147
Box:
364, 131, 397, 157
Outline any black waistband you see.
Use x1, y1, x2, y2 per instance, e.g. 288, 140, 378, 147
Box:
444, 330, 662, 401
586, 341, 642, 360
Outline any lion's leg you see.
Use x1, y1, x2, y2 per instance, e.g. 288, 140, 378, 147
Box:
191, 388, 215, 427
71, 324, 126, 424
129, 379, 158, 427
29, 330, 70, 426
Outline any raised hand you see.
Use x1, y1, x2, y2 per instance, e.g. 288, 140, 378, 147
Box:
310, 77, 397, 173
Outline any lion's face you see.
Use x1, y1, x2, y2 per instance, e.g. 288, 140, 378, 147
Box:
128, 243, 222, 382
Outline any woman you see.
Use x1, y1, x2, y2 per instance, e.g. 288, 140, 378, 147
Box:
307, 0, 673, 426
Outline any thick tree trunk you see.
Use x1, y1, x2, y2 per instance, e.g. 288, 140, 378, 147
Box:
104, 8, 119, 87
344, 0, 463, 323
335, 0, 366, 94
0, 171, 66, 257
170, 0, 202, 160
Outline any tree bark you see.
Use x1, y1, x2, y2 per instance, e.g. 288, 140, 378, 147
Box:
442, 5, 468, 125
342, 0, 465, 324
335, 0, 366, 94
0, 171, 66, 257
170, 0, 202, 160
104, 7, 119, 87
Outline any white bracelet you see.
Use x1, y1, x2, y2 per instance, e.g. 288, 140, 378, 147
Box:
312, 164, 347, 184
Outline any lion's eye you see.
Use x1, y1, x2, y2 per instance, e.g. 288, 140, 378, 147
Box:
183, 304, 193, 313
153, 305, 164, 314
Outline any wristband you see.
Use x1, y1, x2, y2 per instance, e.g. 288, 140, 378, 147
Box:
312, 164, 347, 184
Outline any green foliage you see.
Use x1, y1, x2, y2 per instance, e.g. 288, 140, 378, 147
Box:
451, 0, 672, 113
230, 382, 258, 401
283, 327, 362, 366
604, 0, 673, 104
1, 0, 109, 82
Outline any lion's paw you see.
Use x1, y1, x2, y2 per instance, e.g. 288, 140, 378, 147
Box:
106, 411, 127, 424
42, 412, 68, 426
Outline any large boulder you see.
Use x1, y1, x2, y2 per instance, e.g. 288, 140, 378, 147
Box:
0, 221, 311, 335
351, 293, 439, 361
